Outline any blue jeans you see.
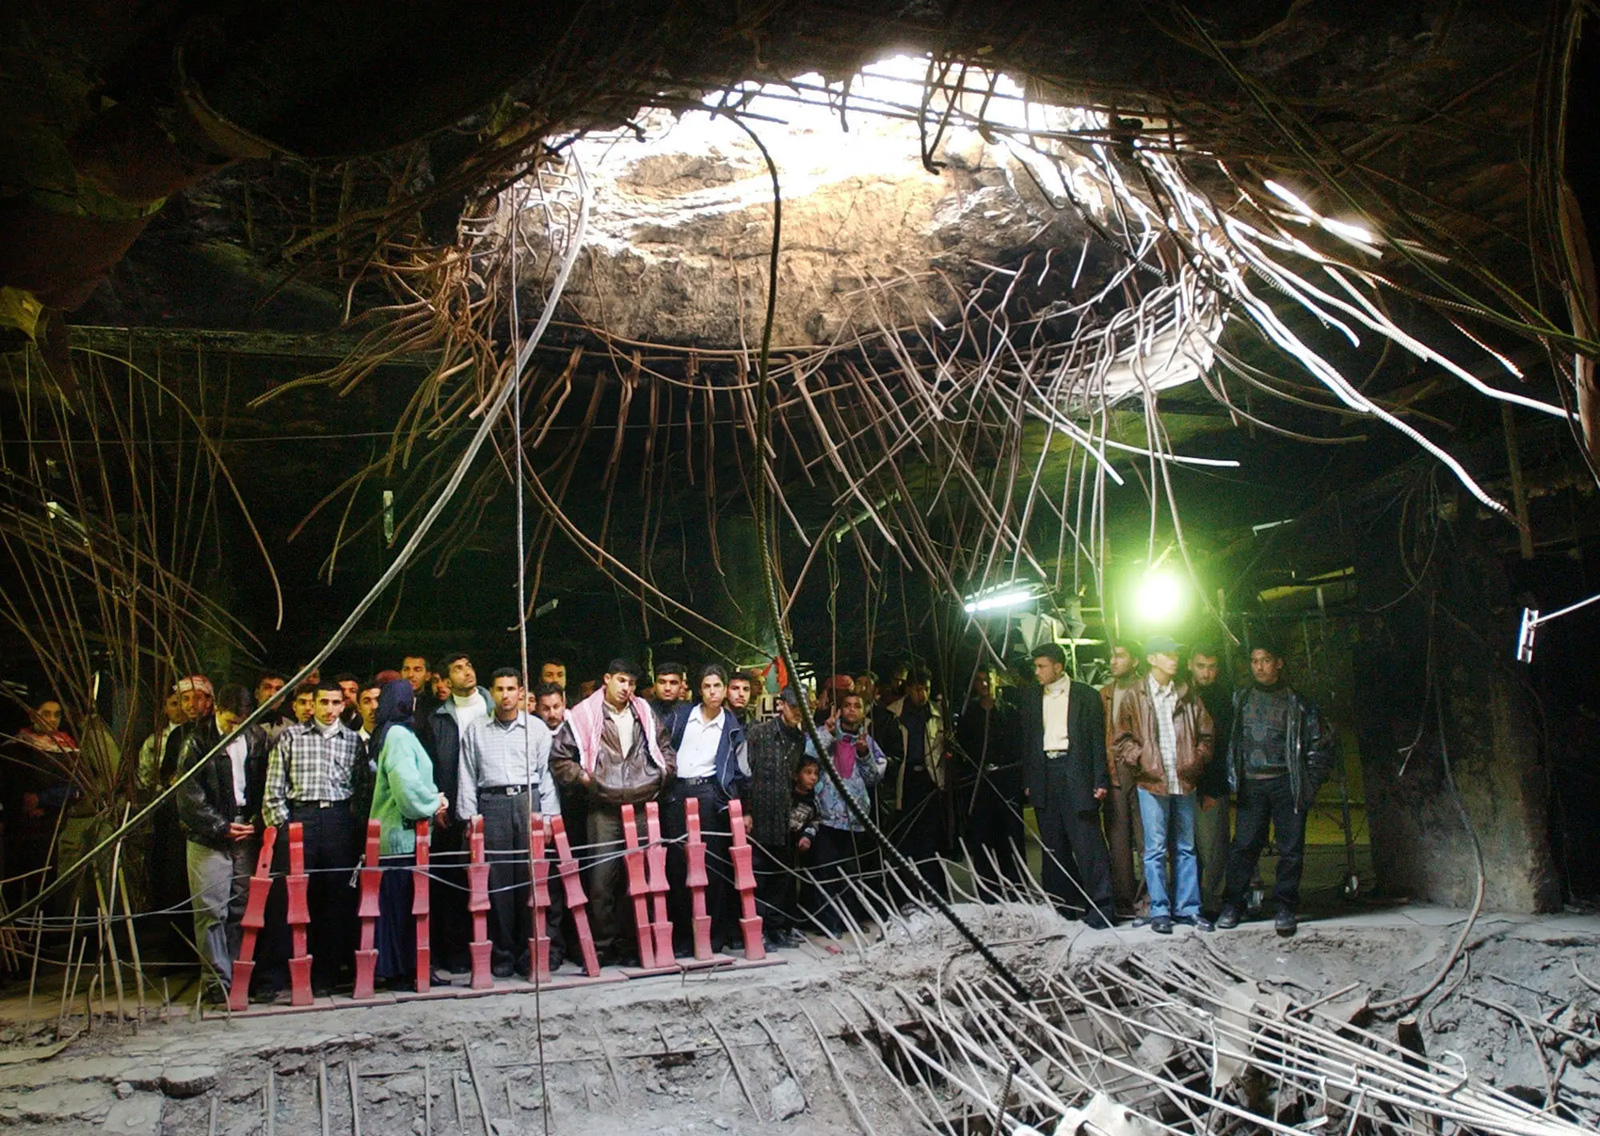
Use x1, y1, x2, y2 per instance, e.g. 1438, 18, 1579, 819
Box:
1136, 788, 1200, 918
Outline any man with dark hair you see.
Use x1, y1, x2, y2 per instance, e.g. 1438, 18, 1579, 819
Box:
1216, 638, 1336, 937
533, 682, 566, 733
886, 670, 948, 903
1099, 640, 1145, 919
539, 659, 568, 694
650, 662, 688, 723
549, 658, 675, 965
177, 683, 269, 996
333, 673, 363, 730
138, 689, 186, 793
425, 652, 491, 974
357, 681, 382, 741
726, 670, 755, 725
533, 679, 584, 915
955, 667, 1023, 887
261, 680, 366, 993
458, 668, 564, 976
664, 664, 749, 954
1187, 644, 1233, 919
255, 672, 288, 736
290, 683, 317, 725
151, 675, 213, 954
1112, 635, 1214, 934
400, 656, 430, 698
1019, 643, 1113, 927
745, 686, 808, 947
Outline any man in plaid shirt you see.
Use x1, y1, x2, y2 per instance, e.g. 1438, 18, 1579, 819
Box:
263, 679, 367, 993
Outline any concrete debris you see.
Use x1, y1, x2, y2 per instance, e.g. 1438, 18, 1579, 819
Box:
0, 905, 1590, 1134
768, 1076, 806, 1120
158, 1063, 217, 1097
99, 1093, 162, 1135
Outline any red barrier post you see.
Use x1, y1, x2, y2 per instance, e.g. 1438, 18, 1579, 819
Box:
227, 825, 278, 1011
551, 817, 599, 976
413, 820, 431, 992
352, 819, 382, 999
644, 800, 674, 964
467, 815, 492, 989
684, 799, 713, 960
527, 815, 552, 981
727, 800, 765, 961
620, 804, 656, 969
284, 822, 314, 1004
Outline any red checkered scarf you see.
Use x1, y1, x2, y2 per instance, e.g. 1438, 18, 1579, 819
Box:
566, 689, 666, 773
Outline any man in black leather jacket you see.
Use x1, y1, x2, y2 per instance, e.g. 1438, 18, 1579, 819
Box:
176, 683, 270, 995
1215, 638, 1337, 937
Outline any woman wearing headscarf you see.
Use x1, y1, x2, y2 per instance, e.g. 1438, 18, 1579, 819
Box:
367, 679, 447, 986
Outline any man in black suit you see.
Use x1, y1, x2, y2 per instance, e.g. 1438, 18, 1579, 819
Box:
1018, 643, 1114, 927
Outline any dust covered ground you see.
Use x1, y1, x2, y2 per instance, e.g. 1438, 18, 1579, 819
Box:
0, 901, 1594, 1134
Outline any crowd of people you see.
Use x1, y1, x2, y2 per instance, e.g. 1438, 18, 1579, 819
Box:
4, 631, 1338, 1002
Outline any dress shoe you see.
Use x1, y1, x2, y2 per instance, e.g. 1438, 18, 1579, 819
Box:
1082, 911, 1112, 930
1215, 905, 1242, 930
1150, 916, 1174, 934
491, 958, 515, 979
1274, 908, 1298, 937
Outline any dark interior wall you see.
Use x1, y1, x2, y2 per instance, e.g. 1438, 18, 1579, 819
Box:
1351, 491, 1563, 913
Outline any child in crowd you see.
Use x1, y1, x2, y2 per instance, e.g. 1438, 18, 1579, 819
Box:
789, 755, 820, 855
788, 755, 821, 931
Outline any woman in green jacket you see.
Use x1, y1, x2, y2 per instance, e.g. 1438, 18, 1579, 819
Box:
368, 680, 445, 984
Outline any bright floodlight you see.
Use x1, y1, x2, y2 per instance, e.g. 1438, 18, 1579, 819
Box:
1134, 571, 1185, 623
963, 588, 1039, 615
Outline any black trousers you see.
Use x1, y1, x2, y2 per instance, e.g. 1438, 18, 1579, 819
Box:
281, 804, 359, 989
806, 825, 869, 934
479, 791, 568, 968
1224, 775, 1307, 912
891, 769, 948, 904
965, 778, 1025, 887
429, 821, 471, 970
752, 842, 793, 938
1034, 802, 1114, 917
662, 779, 735, 953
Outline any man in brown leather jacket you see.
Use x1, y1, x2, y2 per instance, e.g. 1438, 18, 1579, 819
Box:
1098, 640, 1145, 919
1112, 634, 1214, 934
550, 658, 676, 965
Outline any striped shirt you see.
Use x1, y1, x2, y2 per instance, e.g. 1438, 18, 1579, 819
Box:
457, 711, 559, 822
262, 719, 366, 827
1147, 674, 1182, 794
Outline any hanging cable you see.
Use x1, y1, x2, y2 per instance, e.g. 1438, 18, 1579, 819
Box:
0, 153, 592, 929
717, 107, 1036, 1002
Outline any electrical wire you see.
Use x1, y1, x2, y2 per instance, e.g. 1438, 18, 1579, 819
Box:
723, 107, 1036, 1002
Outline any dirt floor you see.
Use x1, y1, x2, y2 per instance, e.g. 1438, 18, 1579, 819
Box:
0, 894, 1593, 1135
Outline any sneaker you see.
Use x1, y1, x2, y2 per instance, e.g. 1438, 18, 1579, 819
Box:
1215, 905, 1242, 930
1150, 916, 1173, 935
1275, 908, 1298, 937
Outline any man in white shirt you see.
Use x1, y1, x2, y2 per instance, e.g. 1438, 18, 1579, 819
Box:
458, 668, 564, 976
1019, 644, 1114, 927
663, 665, 749, 955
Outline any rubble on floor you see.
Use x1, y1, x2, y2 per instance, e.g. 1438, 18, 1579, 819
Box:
0, 901, 1593, 1134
